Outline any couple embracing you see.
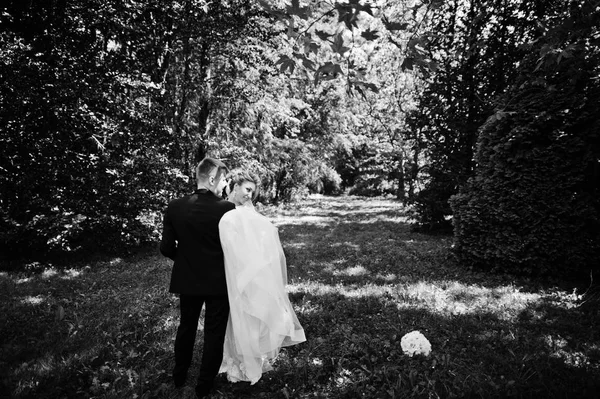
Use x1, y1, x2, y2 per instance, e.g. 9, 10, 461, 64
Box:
160, 157, 306, 398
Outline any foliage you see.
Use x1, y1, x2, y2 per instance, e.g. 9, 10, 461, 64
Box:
261, 0, 439, 84
159, 0, 271, 174
3, 0, 599, 270
347, 145, 398, 197
265, 138, 315, 203
2, 196, 599, 398
450, 0, 600, 277
206, 75, 344, 203
406, 0, 563, 228
307, 162, 343, 196
261, 0, 432, 202
0, 1, 185, 258
0, 0, 267, 258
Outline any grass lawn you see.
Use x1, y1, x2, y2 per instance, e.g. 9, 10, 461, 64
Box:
1, 195, 599, 398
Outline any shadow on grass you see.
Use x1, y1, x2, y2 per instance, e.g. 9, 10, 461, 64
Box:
277, 197, 591, 296
203, 290, 600, 398
0, 254, 177, 399
4, 284, 598, 398
2, 196, 599, 398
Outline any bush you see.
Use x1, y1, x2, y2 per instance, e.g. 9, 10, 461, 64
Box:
259, 138, 315, 203
410, 171, 455, 232
0, 153, 187, 265
308, 163, 343, 196
348, 173, 395, 197
450, 6, 600, 277
336, 142, 401, 197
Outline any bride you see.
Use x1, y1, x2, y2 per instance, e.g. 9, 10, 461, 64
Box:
218, 170, 306, 384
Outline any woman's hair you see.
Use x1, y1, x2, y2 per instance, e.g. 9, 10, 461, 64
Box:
228, 169, 260, 200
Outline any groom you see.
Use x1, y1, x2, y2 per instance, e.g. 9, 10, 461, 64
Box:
160, 157, 235, 398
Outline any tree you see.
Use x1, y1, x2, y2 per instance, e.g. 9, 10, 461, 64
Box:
0, 0, 176, 256
257, 0, 433, 199
0, 0, 272, 258
405, 0, 559, 229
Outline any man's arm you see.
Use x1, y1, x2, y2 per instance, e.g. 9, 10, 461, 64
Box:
159, 208, 177, 260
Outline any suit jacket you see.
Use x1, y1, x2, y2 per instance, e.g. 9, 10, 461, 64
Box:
160, 188, 236, 296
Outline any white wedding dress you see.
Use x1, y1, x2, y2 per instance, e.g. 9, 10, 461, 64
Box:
218, 204, 306, 384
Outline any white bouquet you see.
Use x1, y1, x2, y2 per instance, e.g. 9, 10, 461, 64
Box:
400, 330, 432, 357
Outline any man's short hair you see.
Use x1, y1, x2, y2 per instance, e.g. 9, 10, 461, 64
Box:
196, 157, 228, 183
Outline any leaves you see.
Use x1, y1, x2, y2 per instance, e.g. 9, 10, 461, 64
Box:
361, 28, 380, 41
300, 35, 320, 55
382, 18, 409, 32
315, 29, 332, 41
1, 0, 268, 256
348, 80, 379, 98
276, 54, 297, 74
314, 61, 343, 84
451, 0, 600, 276
334, 2, 361, 30
401, 57, 414, 71
330, 32, 350, 55
286, 0, 310, 19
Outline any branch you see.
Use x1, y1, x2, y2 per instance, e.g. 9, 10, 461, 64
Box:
297, 5, 337, 37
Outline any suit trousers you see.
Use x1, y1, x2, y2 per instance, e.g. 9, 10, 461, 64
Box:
173, 294, 230, 387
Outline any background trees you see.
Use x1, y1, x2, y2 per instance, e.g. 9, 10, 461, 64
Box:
0, 0, 267, 257
405, 0, 558, 229
1, 0, 599, 277
1, 0, 176, 256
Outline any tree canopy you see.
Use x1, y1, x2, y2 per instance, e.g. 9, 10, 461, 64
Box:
1, 0, 598, 277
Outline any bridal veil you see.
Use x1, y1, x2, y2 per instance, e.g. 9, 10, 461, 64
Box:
218, 205, 306, 384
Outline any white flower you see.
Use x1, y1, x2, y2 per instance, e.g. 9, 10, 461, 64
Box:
400, 330, 432, 357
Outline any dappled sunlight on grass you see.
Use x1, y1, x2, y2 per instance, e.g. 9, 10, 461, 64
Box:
274, 197, 599, 397
332, 265, 369, 277
288, 277, 542, 322
283, 242, 308, 249
543, 334, 598, 369
41, 268, 59, 278
109, 257, 124, 265
394, 280, 541, 320
60, 268, 84, 279
354, 216, 412, 225
2, 196, 599, 398
271, 215, 337, 227
1, 252, 179, 399
20, 295, 45, 305
330, 241, 361, 250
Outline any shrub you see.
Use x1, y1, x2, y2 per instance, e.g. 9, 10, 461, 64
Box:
410, 171, 455, 232
348, 173, 395, 197
338, 143, 400, 197
259, 138, 315, 203
308, 163, 343, 196
450, 5, 600, 277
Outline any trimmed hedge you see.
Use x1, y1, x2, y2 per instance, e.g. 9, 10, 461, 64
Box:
450, 3, 600, 277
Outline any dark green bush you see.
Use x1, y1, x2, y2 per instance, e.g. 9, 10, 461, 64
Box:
336, 142, 401, 197
260, 138, 315, 203
450, 3, 600, 277
307, 163, 343, 196
410, 171, 455, 232
348, 173, 395, 197
451, 112, 600, 276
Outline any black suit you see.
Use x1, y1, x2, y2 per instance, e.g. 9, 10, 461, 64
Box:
160, 188, 235, 391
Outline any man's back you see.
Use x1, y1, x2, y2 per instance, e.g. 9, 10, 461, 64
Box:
160, 188, 235, 296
